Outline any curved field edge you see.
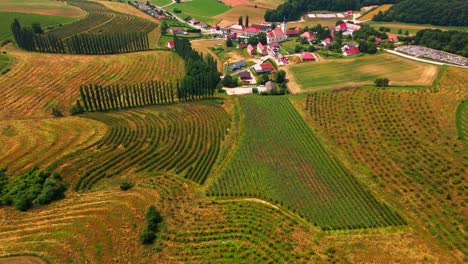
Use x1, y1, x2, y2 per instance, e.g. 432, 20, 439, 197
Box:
207, 96, 405, 230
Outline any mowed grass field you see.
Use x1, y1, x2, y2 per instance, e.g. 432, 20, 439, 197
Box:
169, 0, 230, 23
365, 21, 468, 34
303, 67, 468, 259
0, 11, 76, 42
247, 0, 286, 8
0, 0, 84, 18
358, 4, 392, 21
214, 5, 266, 27
208, 96, 405, 230
0, 47, 184, 119
289, 53, 439, 91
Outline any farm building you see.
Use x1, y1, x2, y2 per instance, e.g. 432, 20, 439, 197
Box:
343, 47, 360, 56
167, 41, 175, 50
257, 42, 268, 55
286, 27, 300, 37
229, 60, 247, 71
254, 63, 273, 73
245, 27, 260, 36
301, 52, 316, 61
301, 32, 315, 41
247, 44, 256, 56
239, 71, 252, 81
230, 24, 245, 34
251, 24, 270, 32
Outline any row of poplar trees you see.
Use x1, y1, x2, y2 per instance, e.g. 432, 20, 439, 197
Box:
11, 19, 149, 54
77, 36, 221, 112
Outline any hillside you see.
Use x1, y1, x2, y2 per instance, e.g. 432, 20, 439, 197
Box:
373, 0, 468, 26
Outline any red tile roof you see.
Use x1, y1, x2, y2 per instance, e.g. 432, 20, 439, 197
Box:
344, 47, 360, 55
245, 27, 260, 33
301, 52, 315, 60
261, 63, 273, 70
301, 32, 314, 39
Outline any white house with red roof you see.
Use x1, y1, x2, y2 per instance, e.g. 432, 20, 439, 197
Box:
230, 24, 245, 35
343, 47, 360, 56
301, 52, 316, 61
321, 38, 331, 46
257, 42, 268, 55
247, 44, 256, 56
267, 28, 287, 44
301, 32, 315, 41
167, 40, 175, 50
245, 27, 260, 36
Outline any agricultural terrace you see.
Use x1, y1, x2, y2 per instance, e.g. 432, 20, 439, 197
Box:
457, 100, 467, 142
191, 39, 226, 72
358, 4, 392, 21
207, 96, 405, 230
289, 53, 438, 91
0, 47, 184, 119
304, 67, 468, 257
0, 11, 76, 42
214, 5, 266, 27
0, 0, 84, 18
67, 102, 230, 190
168, 0, 230, 24
0, 116, 106, 176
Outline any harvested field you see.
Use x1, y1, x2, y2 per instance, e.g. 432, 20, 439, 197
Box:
220, 0, 274, 9
247, 0, 285, 8
0, 52, 13, 74
0, 256, 45, 264
0, 46, 184, 119
289, 53, 439, 91
0, 0, 84, 18
215, 5, 267, 27
0, 116, 107, 176
358, 4, 392, 21
191, 39, 226, 72
303, 67, 468, 259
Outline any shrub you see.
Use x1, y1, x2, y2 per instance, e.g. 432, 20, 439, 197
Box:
140, 205, 162, 245
140, 228, 156, 244
374, 78, 390, 87
51, 107, 63, 117
119, 178, 134, 191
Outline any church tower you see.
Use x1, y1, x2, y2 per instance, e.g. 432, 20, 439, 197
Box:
281, 17, 286, 33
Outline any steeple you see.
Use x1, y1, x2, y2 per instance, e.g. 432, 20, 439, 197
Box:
281, 16, 286, 33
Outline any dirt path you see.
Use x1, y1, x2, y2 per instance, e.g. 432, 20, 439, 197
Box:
282, 65, 302, 94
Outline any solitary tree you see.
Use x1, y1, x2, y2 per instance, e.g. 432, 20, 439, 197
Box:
245, 15, 249, 28
238, 16, 243, 26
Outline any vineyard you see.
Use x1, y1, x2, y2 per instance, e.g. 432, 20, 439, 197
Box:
456, 100, 467, 141
0, 47, 184, 119
207, 96, 405, 230
65, 102, 230, 190
304, 67, 467, 257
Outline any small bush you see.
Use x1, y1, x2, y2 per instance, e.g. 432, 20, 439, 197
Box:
119, 178, 133, 191
140, 228, 156, 244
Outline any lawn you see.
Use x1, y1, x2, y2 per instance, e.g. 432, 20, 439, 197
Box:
0, 11, 76, 42
207, 96, 405, 230
365, 21, 468, 33
170, 0, 230, 24
147, 0, 173, 6
289, 53, 439, 91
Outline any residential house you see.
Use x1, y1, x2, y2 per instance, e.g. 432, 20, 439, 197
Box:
229, 60, 247, 71
171, 28, 184, 35
301, 52, 316, 61
189, 18, 199, 25
286, 27, 300, 37
254, 63, 273, 73
167, 40, 175, 49
251, 24, 270, 32
341, 43, 356, 52
267, 28, 287, 44
199, 22, 208, 29
321, 38, 331, 46
156, 15, 166, 20
239, 71, 252, 81
375, 37, 382, 45
300, 32, 315, 42
343, 47, 360, 56
257, 42, 268, 55
247, 44, 256, 56
268, 42, 280, 55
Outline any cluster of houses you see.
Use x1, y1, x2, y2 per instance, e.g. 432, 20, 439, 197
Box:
227, 21, 298, 44
133, 2, 169, 20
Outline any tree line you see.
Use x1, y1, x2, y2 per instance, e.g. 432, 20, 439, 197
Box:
264, 0, 397, 22
11, 19, 150, 54
372, 0, 468, 27
414, 29, 468, 57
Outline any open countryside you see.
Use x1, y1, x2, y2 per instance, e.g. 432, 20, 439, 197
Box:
0, 0, 467, 263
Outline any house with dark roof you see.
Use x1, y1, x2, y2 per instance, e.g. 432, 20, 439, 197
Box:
251, 24, 270, 32
286, 27, 300, 37
229, 60, 247, 71
239, 71, 252, 81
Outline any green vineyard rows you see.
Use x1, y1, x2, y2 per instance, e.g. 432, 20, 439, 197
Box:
70, 102, 230, 190
207, 96, 405, 230
305, 88, 466, 253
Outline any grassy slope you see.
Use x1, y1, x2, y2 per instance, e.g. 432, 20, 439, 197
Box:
0, 47, 184, 119
364, 21, 468, 34
456, 100, 467, 142
208, 96, 404, 230
289, 53, 439, 91
247, 0, 286, 8
0, 52, 13, 74
169, 0, 230, 23
299, 67, 468, 260
0, 11, 76, 42
0, 0, 84, 18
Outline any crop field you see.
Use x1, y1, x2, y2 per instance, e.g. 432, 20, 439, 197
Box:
48, 1, 158, 40
365, 21, 468, 33
0, 0, 84, 18
289, 53, 438, 91
0, 52, 12, 74
457, 100, 467, 141
304, 67, 468, 258
191, 39, 226, 72
169, 0, 230, 23
207, 96, 405, 230
358, 4, 392, 21
65, 102, 230, 190
0, 47, 184, 119
214, 5, 267, 27
0, 11, 76, 42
